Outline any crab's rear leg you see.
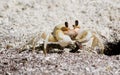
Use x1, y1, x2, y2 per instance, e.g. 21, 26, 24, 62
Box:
92, 35, 104, 54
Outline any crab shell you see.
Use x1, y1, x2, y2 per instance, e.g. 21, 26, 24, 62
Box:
41, 32, 57, 42
52, 24, 69, 37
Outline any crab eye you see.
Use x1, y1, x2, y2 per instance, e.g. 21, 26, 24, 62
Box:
65, 22, 68, 27
75, 20, 79, 26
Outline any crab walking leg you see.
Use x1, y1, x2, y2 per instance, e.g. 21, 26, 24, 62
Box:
31, 37, 35, 51
43, 33, 60, 55
43, 33, 50, 55
30, 33, 44, 51
92, 34, 104, 53
19, 32, 44, 52
31, 33, 45, 51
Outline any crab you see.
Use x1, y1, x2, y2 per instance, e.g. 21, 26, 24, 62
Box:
42, 20, 104, 54
20, 20, 105, 55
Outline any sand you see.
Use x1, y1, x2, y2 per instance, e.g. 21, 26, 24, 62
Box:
0, 0, 120, 75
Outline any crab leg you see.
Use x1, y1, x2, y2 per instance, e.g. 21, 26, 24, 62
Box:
92, 34, 104, 54
43, 33, 50, 55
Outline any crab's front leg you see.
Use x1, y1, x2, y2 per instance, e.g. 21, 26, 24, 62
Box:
43, 33, 49, 55
41, 32, 58, 55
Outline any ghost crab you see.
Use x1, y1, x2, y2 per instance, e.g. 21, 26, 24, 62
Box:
42, 20, 105, 54
20, 20, 104, 55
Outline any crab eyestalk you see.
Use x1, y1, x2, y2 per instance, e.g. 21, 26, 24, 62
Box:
65, 22, 68, 27
73, 20, 80, 29
72, 20, 80, 33
61, 22, 70, 31
75, 20, 79, 26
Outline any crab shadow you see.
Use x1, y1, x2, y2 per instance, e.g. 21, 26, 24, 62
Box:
34, 43, 80, 54
20, 41, 120, 56
36, 41, 120, 56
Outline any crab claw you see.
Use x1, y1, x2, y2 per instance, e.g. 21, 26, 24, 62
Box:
55, 30, 74, 47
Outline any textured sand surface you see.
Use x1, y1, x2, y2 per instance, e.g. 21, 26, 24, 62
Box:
0, 0, 120, 75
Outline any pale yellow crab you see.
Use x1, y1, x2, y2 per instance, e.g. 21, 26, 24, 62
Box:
21, 20, 105, 55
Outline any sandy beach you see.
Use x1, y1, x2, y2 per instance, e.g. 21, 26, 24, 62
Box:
0, 0, 120, 75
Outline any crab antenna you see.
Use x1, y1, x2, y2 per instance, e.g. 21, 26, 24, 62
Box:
65, 22, 68, 27
75, 20, 79, 26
